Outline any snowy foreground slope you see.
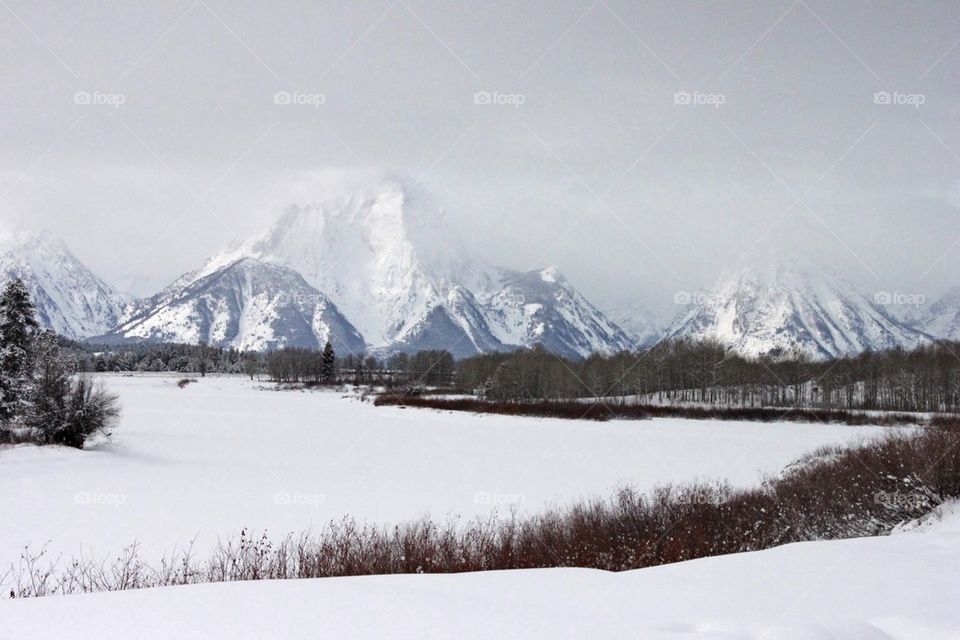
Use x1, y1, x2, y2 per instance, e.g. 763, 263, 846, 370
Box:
5, 504, 958, 639
0, 375, 888, 564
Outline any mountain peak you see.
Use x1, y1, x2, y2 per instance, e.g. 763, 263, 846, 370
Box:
664, 260, 928, 359
539, 266, 563, 284
271, 177, 406, 228
113, 179, 636, 358
0, 221, 63, 254
110, 256, 365, 352
0, 226, 126, 339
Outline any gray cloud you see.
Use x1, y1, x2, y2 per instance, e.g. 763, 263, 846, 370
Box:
0, 0, 958, 323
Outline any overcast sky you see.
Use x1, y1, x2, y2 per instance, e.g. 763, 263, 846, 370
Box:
1, 0, 958, 321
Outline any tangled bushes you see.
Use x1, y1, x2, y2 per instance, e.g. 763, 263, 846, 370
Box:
7, 424, 959, 597
373, 393, 924, 426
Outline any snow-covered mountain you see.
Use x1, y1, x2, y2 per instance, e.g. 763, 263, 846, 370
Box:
119, 175, 635, 358
477, 267, 636, 359
918, 286, 960, 341
596, 298, 662, 348
0, 206, 945, 361
661, 261, 930, 359
106, 258, 365, 353
0, 227, 127, 339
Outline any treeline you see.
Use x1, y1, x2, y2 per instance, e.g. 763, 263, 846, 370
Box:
265, 347, 455, 387
454, 340, 960, 413
66, 328, 960, 413
70, 339, 459, 388
266, 344, 337, 383
68, 340, 261, 376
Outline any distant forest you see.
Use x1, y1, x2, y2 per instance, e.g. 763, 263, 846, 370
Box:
66, 339, 455, 386
67, 337, 960, 413
454, 340, 960, 414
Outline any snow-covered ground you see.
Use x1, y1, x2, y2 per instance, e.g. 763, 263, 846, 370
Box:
0, 374, 892, 565
5, 502, 958, 639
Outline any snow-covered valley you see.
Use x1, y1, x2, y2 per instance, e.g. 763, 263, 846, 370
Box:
5, 182, 959, 362
0, 374, 891, 564
4, 0, 959, 635
2, 376, 956, 639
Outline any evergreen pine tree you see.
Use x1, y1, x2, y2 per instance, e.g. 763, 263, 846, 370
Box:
321, 341, 336, 383
27, 330, 74, 443
0, 278, 38, 423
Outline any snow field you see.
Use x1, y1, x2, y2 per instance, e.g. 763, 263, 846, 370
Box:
1, 374, 894, 565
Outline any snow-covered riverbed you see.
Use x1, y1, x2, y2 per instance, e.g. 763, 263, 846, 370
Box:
1, 374, 892, 563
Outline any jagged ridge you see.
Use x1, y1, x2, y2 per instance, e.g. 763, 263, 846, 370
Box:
918, 286, 960, 341
106, 258, 365, 353
120, 176, 635, 358
662, 261, 930, 359
0, 228, 127, 339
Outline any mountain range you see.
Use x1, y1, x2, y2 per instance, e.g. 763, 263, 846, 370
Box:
660, 261, 932, 359
0, 181, 956, 361
111, 257, 366, 353
66, 178, 633, 359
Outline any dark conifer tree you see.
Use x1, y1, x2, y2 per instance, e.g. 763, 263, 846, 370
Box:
321, 341, 336, 383
0, 278, 38, 422
27, 330, 73, 442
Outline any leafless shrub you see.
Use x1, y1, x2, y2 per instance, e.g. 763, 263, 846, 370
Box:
373, 394, 922, 425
